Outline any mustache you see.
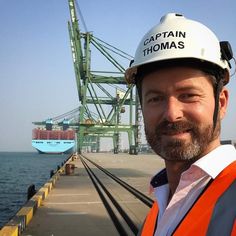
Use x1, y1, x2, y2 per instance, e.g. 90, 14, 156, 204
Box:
155, 120, 196, 135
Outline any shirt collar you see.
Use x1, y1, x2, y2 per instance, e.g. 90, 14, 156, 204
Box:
151, 144, 236, 187
193, 144, 236, 178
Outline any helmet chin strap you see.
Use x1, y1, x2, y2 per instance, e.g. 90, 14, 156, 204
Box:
213, 79, 223, 132
213, 82, 221, 133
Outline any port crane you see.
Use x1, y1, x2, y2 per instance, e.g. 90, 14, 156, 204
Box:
67, 0, 141, 154
32, 1, 142, 154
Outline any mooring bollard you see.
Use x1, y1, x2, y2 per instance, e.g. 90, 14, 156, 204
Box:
65, 164, 75, 175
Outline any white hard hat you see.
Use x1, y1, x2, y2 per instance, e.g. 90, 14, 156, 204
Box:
125, 13, 233, 84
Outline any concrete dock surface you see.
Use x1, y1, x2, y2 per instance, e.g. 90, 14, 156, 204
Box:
21, 153, 164, 236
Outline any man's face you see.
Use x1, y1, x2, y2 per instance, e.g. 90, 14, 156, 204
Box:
141, 67, 228, 162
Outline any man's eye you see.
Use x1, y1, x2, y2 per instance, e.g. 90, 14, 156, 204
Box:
180, 94, 199, 101
147, 96, 164, 103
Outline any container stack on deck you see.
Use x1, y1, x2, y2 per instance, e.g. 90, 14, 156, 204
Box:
32, 129, 75, 140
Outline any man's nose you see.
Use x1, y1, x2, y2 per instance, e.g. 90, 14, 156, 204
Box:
163, 97, 183, 122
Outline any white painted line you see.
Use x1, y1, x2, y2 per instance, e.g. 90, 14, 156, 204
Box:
48, 212, 87, 215
46, 200, 140, 205
50, 193, 90, 197
46, 201, 102, 205
118, 200, 140, 203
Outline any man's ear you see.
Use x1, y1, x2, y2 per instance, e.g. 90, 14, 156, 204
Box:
219, 87, 229, 120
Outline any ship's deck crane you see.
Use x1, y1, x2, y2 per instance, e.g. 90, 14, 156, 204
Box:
67, 0, 141, 154
32, 107, 80, 129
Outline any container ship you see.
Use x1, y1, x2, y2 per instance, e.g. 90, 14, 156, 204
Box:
32, 128, 76, 154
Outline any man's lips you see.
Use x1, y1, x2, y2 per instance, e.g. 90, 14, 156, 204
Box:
161, 129, 192, 136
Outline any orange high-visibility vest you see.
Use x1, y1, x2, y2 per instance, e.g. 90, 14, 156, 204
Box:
141, 161, 236, 236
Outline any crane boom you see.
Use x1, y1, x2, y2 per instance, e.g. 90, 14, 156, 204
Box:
67, 0, 141, 154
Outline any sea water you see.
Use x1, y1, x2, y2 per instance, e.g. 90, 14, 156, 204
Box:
0, 152, 69, 228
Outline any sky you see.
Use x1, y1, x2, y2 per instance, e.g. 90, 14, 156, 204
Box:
0, 0, 236, 152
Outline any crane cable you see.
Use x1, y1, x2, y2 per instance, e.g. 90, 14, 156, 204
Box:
51, 107, 80, 121
75, 0, 88, 32
74, 0, 133, 61
93, 36, 133, 60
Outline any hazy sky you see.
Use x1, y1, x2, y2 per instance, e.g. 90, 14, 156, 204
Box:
0, 0, 236, 151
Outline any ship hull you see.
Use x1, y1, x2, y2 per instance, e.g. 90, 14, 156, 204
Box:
32, 140, 75, 154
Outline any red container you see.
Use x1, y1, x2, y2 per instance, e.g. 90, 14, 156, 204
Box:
32, 129, 75, 140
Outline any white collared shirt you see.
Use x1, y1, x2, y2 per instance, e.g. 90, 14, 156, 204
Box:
153, 145, 236, 236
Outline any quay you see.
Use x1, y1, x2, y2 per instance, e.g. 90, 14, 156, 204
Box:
0, 153, 164, 236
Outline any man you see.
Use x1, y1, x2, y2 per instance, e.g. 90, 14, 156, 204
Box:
125, 13, 236, 235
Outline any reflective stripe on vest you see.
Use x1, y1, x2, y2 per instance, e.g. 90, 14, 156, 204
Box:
140, 161, 236, 236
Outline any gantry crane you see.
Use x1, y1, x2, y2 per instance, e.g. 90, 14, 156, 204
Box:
67, 0, 141, 154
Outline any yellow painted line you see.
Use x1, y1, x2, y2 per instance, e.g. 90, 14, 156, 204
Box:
16, 207, 33, 225
31, 194, 43, 208
44, 182, 52, 192
0, 226, 18, 236
39, 187, 49, 199
50, 177, 57, 186
54, 172, 61, 180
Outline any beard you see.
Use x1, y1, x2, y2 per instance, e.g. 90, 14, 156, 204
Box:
145, 118, 220, 162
